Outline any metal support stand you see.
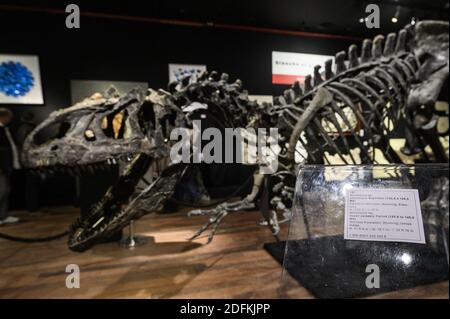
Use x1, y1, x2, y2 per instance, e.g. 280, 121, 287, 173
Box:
119, 220, 149, 248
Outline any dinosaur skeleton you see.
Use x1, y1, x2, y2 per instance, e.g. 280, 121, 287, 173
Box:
22, 21, 449, 252
188, 20, 449, 241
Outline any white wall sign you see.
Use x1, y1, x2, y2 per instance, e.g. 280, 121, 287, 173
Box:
344, 188, 425, 244
0, 54, 44, 104
272, 51, 333, 85
169, 64, 207, 83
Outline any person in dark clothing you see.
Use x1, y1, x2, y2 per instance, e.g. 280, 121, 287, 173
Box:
0, 108, 20, 225
15, 111, 40, 213
15, 111, 36, 147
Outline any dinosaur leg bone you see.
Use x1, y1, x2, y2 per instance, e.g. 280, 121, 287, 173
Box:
187, 172, 265, 243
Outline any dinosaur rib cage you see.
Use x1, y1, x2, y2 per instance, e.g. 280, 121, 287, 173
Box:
275, 29, 421, 166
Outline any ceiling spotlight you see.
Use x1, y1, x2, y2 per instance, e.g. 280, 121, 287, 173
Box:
392, 6, 400, 23
359, 18, 364, 23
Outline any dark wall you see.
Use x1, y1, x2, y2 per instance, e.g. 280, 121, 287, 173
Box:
1, 10, 355, 208
1, 11, 355, 127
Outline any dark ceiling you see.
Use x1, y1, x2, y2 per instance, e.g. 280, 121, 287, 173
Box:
1, 0, 449, 37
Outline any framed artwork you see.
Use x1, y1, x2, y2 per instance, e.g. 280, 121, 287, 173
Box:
70, 80, 149, 104
0, 54, 44, 104
169, 63, 207, 83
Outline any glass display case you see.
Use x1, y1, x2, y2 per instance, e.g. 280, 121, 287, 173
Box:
279, 164, 449, 298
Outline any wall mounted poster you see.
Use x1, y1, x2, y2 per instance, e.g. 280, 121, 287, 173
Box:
0, 54, 44, 104
272, 51, 333, 85
70, 80, 148, 104
169, 64, 207, 83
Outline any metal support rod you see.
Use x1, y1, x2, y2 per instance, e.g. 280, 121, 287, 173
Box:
119, 219, 149, 248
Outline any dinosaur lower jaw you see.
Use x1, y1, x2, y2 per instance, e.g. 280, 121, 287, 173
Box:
68, 162, 186, 252
67, 204, 138, 252
66, 174, 133, 252
68, 195, 153, 252
23, 154, 141, 251
66, 154, 156, 252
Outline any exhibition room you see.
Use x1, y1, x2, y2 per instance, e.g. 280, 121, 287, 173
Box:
0, 0, 448, 301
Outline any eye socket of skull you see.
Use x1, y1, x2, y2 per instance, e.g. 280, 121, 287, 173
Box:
140, 101, 156, 129
159, 114, 176, 140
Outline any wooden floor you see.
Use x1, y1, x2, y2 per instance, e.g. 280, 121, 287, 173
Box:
0, 206, 291, 298
0, 206, 448, 299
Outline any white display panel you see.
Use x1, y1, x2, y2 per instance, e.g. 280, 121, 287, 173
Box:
272, 51, 333, 85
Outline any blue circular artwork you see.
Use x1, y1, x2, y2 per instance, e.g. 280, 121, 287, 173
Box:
0, 61, 35, 97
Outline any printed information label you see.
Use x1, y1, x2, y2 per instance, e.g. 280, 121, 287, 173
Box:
344, 188, 425, 244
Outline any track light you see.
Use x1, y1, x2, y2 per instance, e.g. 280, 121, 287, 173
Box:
392, 6, 400, 23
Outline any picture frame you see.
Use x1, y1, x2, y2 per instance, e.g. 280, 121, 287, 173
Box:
0, 54, 44, 105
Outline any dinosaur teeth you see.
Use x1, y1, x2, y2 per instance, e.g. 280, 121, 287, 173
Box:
28, 159, 118, 179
